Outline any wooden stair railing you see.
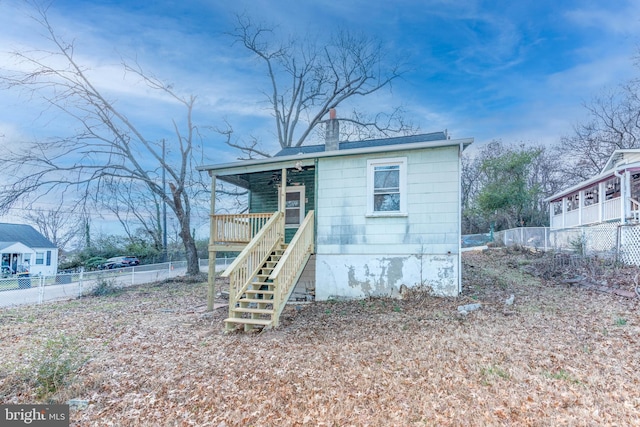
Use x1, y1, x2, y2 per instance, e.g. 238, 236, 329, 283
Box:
222, 211, 284, 332
269, 210, 315, 328
223, 210, 315, 331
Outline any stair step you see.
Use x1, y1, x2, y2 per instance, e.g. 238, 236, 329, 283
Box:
249, 281, 274, 288
244, 289, 275, 295
232, 307, 274, 315
224, 317, 272, 326
239, 298, 274, 304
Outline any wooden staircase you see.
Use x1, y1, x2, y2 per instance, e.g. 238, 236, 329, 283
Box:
221, 210, 315, 333
224, 244, 287, 331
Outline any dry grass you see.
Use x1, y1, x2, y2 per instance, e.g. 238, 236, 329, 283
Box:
1, 249, 639, 426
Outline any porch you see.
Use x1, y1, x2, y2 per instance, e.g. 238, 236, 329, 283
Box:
549, 174, 640, 229
206, 166, 317, 331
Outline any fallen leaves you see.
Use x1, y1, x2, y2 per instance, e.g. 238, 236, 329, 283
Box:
0, 251, 639, 425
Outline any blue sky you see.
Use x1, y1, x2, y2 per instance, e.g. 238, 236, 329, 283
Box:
0, 0, 639, 236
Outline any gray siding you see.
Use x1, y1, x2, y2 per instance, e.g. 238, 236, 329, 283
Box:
314, 146, 461, 298
315, 146, 460, 255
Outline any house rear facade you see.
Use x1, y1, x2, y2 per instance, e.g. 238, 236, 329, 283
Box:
198, 121, 472, 330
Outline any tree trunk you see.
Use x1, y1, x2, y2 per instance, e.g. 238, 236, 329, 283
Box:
170, 182, 200, 276
180, 220, 200, 276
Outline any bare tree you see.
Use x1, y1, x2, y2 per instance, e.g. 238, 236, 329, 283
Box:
0, 5, 206, 275
557, 60, 640, 184
100, 180, 164, 252
225, 14, 414, 157
25, 201, 85, 251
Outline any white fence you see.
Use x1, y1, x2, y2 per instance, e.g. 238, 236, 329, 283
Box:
0, 257, 235, 307
494, 223, 640, 266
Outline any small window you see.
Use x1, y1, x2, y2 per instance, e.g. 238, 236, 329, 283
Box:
46, 251, 51, 266
35, 252, 44, 265
367, 158, 407, 215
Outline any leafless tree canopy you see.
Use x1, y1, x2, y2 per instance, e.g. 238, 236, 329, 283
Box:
556, 61, 640, 184
25, 201, 85, 251
0, 5, 206, 275
224, 14, 416, 158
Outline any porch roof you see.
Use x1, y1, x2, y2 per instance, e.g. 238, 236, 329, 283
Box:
545, 152, 640, 203
197, 133, 473, 189
0, 242, 32, 253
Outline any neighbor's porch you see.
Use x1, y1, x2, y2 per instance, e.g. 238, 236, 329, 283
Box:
550, 173, 640, 229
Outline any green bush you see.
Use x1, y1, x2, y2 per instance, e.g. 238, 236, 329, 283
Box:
29, 335, 87, 399
86, 278, 121, 297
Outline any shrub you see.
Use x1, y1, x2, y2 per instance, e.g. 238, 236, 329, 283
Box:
86, 278, 121, 297
29, 335, 87, 399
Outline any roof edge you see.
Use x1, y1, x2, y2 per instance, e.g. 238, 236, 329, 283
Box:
544, 160, 640, 202
197, 136, 473, 175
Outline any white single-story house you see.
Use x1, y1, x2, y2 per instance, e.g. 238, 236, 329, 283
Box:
546, 149, 640, 229
198, 116, 473, 330
0, 223, 58, 276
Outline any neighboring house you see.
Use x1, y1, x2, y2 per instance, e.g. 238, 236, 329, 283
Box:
0, 223, 58, 276
198, 115, 473, 330
546, 149, 640, 229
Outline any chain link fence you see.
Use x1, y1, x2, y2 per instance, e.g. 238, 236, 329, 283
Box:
492, 222, 640, 266
0, 257, 235, 306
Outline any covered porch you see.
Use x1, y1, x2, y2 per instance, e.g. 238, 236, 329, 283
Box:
549, 172, 640, 229
203, 162, 317, 331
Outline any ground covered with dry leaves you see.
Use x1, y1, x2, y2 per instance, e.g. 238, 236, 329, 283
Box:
1, 248, 639, 426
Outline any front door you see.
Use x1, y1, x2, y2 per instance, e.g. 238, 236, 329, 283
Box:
283, 185, 306, 229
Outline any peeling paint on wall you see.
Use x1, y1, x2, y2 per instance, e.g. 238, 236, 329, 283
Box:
316, 253, 458, 300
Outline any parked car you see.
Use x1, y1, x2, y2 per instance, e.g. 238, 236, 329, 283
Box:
122, 256, 140, 266
99, 256, 140, 270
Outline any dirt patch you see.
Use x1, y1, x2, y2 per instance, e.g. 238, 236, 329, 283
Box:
1, 250, 639, 426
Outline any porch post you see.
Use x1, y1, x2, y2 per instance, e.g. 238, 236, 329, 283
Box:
207, 174, 217, 311
280, 168, 287, 213
578, 190, 583, 226
619, 171, 627, 224
598, 182, 604, 223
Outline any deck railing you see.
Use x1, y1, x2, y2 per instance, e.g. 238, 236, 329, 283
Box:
211, 213, 273, 243
269, 210, 315, 327
630, 198, 640, 222
551, 196, 623, 229
221, 212, 283, 308
603, 198, 620, 221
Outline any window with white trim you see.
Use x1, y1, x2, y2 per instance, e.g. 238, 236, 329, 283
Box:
367, 157, 407, 215
35, 252, 44, 265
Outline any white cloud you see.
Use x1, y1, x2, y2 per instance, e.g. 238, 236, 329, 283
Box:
565, 2, 640, 36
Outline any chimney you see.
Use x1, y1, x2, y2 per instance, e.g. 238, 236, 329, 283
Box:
325, 108, 339, 151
